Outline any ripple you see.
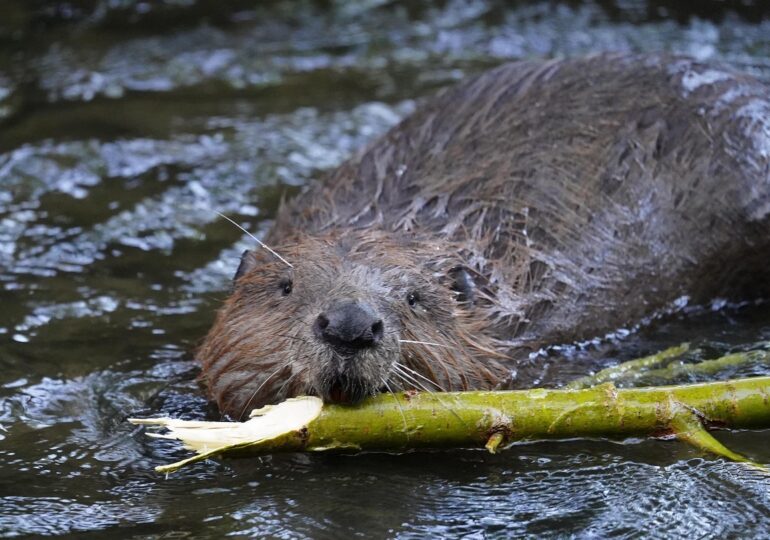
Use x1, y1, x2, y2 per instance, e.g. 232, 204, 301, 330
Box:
12, 2, 769, 110
0, 101, 410, 283
2, 1, 770, 538
0, 496, 162, 537
395, 452, 770, 539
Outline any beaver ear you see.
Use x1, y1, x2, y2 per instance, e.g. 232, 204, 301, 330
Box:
447, 266, 477, 304
233, 249, 264, 282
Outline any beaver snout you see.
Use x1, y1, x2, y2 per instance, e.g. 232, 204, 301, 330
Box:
313, 301, 384, 352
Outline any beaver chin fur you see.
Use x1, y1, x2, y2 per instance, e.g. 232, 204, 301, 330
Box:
314, 354, 386, 404
309, 334, 401, 405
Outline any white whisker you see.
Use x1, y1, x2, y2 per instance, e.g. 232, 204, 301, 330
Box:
238, 363, 289, 419
398, 339, 454, 348
216, 211, 293, 268
383, 379, 408, 432
392, 363, 466, 427
394, 361, 447, 392
392, 364, 435, 394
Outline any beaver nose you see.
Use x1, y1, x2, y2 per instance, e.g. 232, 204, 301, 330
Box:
314, 302, 384, 350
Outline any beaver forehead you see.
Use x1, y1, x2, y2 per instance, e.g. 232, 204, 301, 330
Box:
281, 231, 431, 266
293, 256, 417, 298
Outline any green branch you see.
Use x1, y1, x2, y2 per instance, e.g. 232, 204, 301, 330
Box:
566, 344, 690, 389
131, 376, 770, 473
614, 350, 770, 387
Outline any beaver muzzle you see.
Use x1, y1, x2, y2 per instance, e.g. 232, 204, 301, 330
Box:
312, 301, 386, 403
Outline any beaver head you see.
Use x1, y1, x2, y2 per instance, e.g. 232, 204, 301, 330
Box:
198, 230, 508, 419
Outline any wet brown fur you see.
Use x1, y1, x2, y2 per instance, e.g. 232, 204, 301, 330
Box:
199, 54, 770, 419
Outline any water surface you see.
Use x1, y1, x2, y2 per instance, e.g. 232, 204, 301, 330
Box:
2, 1, 770, 538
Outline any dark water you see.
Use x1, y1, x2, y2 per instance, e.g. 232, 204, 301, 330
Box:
2, 1, 770, 538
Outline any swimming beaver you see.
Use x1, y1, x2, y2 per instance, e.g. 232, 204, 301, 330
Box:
199, 54, 770, 419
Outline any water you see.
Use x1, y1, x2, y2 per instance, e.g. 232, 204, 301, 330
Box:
2, 1, 770, 537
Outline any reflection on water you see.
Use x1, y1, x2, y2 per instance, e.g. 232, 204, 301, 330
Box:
1, 1, 770, 537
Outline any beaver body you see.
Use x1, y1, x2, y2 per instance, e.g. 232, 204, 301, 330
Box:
200, 54, 770, 419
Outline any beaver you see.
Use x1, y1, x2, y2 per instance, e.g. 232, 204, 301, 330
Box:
199, 54, 770, 420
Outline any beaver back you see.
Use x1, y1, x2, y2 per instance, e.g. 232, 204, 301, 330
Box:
275, 54, 770, 350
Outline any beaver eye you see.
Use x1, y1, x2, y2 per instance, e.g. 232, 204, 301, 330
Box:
279, 278, 293, 296
407, 292, 419, 307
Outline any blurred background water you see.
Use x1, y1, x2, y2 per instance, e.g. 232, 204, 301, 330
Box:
1, 1, 770, 538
